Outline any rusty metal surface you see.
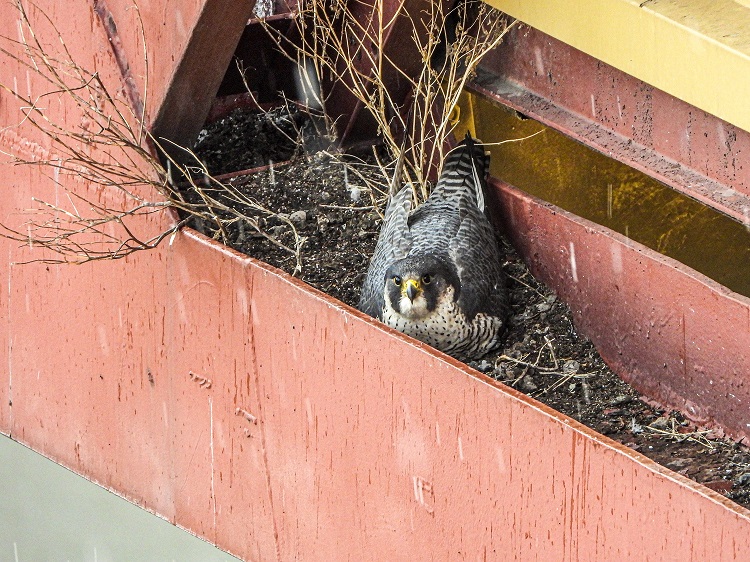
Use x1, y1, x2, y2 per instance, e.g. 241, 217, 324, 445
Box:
477, 24, 750, 224
492, 177, 750, 442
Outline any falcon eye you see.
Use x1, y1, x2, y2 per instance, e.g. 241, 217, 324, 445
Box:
393, 275, 402, 286
422, 274, 432, 285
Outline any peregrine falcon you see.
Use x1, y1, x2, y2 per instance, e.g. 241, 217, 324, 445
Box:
358, 133, 508, 361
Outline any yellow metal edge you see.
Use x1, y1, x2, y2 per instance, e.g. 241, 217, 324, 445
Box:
485, 0, 750, 133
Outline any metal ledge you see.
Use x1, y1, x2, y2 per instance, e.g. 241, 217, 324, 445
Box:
486, 0, 750, 134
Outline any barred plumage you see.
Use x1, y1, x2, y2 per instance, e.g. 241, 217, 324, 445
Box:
358, 133, 508, 361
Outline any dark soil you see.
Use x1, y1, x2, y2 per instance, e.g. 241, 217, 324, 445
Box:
191, 107, 750, 511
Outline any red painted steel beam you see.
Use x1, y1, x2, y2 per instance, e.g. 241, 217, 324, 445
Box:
3, 206, 750, 559
94, 0, 257, 155
476, 24, 750, 225
492, 177, 750, 442
3, 1, 750, 560
471, 22, 750, 441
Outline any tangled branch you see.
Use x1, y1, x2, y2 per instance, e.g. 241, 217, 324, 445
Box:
0, 0, 307, 269
265, 0, 515, 202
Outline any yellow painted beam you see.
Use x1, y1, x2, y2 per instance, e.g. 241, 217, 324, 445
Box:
485, 0, 750, 133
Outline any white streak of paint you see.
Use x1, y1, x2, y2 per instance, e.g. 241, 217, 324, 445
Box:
569, 242, 578, 282
305, 396, 314, 426
209, 397, 216, 530
97, 324, 110, 356
610, 243, 623, 274
496, 447, 507, 474
533, 47, 544, 76
458, 436, 464, 460
236, 286, 249, 321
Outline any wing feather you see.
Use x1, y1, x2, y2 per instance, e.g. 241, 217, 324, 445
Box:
358, 185, 414, 317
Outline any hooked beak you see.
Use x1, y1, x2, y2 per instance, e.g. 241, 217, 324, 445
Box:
404, 279, 420, 302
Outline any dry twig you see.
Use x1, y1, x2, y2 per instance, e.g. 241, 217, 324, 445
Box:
0, 0, 307, 271
264, 0, 515, 202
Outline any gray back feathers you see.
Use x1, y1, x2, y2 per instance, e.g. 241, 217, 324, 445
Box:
358, 134, 507, 326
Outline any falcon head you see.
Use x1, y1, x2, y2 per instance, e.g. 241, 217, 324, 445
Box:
384, 255, 459, 320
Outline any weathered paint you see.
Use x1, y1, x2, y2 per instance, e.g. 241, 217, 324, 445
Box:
486, 0, 750, 137
94, 0, 256, 151
475, 24, 750, 223
3, 1, 750, 560
469, 21, 750, 440
491, 177, 750, 442
4, 188, 750, 559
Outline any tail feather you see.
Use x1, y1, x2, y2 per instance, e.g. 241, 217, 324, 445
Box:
433, 133, 490, 212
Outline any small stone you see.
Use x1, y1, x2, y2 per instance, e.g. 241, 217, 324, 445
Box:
475, 360, 493, 373
320, 191, 332, 202
665, 458, 690, 470
704, 480, 733, 494
520, 375, 537, 392
536, 303, 551, 312
611, 395, 632, 406
736, 473, 750, 486
650, 415, 671, 430
562, 360, 580, 374
289, 210, 307, 226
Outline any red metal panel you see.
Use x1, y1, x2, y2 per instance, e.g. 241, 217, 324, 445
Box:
93, 0, 256, 147
181, 231, 750, 560
3, 1, 750, 560
164, 237, 279, 559
3, 161, 750, 559
478, 24, 750, 223
493, 177, 750, 441
0, 164, 278, 559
